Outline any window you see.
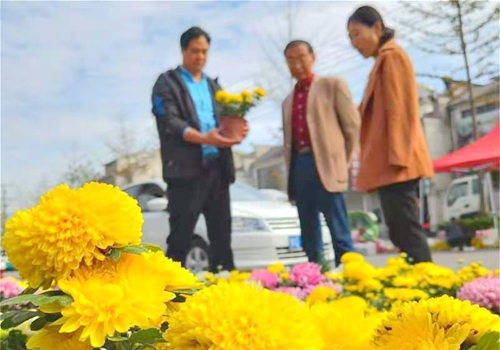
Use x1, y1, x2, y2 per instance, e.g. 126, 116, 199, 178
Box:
447, 182, 469, 206
230, 182, 269, 202
137, 184, 166, 212
472, 178, 479, 195
477, 104, 499, 115
123, 185, 142, 200
461, 109, 472, 119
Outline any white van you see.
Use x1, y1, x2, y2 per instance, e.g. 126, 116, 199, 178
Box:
443, 175, 481, 221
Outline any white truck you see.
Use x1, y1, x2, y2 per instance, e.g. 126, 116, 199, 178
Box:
443, 174, 499, 221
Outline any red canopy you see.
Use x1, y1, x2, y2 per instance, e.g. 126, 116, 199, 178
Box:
433, 123, 500, 173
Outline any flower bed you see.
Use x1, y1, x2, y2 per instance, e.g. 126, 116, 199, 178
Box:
1, 183, 499, 350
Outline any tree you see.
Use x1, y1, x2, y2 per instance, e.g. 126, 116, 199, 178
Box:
106, 116, 151, 184
61, 159, 101, 188
399, 0, 499, 214
400, 0, 499, 140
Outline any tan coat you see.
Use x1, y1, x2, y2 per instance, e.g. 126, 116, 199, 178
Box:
356, 40, 434, 192
282, 77, 361, 196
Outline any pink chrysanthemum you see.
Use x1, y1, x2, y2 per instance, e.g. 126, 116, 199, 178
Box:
457, 275, 500, 312
0, 277, 24, 299
289, 262, 324, 287
249, 269, 279, 289
274, 286, 309, 300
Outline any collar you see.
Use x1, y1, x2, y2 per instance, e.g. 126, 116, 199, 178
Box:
179, 65, 206, 83
295, 74, 315, 91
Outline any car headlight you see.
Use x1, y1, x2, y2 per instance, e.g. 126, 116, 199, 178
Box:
232, 217, 270, 233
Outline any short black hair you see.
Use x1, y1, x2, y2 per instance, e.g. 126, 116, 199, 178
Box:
180, 27, 211, 50
348, 6, 395, 46
284, 40, 314, 56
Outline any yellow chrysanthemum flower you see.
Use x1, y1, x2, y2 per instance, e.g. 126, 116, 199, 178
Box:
306, 285, 337, 305
215, 90, 230, 104
383, 288, 429, 302
392, 276, 419, 288
56, 252, 197, 347
374, 296, 500, 349
340, 252, 365, 264
267, 262, 285, 274
310, 298, 381, 350
229, 94, 243, 104
343, 260, 378, 281
2, 183, 142, 288
457, 262, 493, 284
344, 278, 383, 293
410, 263, 461, 290
254, 87, 267, 97
281, 272, 290, 281
229, 270, 251, 283
27, 325, 91, 350
165, 283, 323, 350
241, 90, 253, 103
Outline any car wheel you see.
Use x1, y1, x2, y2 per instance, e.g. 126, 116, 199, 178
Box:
185, 237, 211, 273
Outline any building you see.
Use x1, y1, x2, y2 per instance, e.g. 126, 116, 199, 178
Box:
447, 77, 500, 148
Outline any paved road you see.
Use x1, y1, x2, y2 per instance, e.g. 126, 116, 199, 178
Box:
366, 248, 500, 271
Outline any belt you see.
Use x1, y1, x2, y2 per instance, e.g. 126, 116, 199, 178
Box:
296, 146, 312, 155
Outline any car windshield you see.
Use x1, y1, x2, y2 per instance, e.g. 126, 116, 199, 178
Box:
230, 182, 269, 202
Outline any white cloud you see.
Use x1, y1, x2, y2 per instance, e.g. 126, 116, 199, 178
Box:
4, 0, 492, 212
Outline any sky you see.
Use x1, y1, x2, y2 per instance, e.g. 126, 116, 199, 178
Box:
1, 0, 497, 212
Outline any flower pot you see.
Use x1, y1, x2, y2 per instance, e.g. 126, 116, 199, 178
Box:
220, 116, 247, 143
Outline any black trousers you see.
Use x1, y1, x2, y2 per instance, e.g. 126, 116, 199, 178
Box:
379, 179, 432, 263
166, 158, 235, 272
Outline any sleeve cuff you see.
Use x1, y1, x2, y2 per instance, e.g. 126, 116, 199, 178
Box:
182, 126, 190, 137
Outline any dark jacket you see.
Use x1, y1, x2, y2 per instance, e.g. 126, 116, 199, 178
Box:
151, 67, 235, 184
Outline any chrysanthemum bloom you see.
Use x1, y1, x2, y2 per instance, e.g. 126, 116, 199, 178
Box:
289, 262, 324, 287
274, 286, 309, 300
229, 270, 251, 283
457, 275, 500, 312
0, 277, 24, 299
310, 297, 382, 350
254, 87, 267, 97
305, 285, 338, 305
340, 251, 365, 264
410, 262, 461, 291
249, 269, 279, 289
164, 283, 324, 350
373, 295, 500, 349
383, 288, 429, 302
267, 262, 285, 274
54, 252, 198, 347
2, 183, 143, 288
457, 262, 493, 284
27, 325, 91, 350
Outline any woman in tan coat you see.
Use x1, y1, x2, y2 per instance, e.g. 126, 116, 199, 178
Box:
348, 6, 434, 263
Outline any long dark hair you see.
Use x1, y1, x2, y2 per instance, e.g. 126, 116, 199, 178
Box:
348, 6, 395, 46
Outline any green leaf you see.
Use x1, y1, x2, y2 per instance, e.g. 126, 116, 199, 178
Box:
45, 313, 63, 322
110, 249, 121, 261
107, 335, 129, 342
1, 311, 38, 329
4, 329, 28, 350
171, 294, 186, 303
0, 294, 72, 308
120, 245, 148, 255
129, 328, 165, 345
141, 244, 163, 253
30, 317, 47, 331
108, 245, 149, 261
20, 287, 38, 296
469, 332, 500, 350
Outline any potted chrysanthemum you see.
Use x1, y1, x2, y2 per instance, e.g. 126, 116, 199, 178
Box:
215, 87, 266, 142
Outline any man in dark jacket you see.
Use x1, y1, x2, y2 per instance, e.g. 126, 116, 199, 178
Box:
151, 27, 243, 271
